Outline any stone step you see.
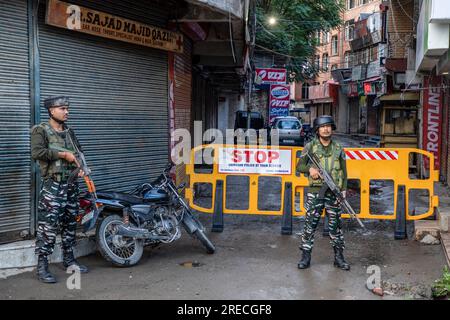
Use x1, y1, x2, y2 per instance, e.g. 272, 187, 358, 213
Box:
414, 220, 440, 244
441, 233, 450, 268
0, 231, 96, 271
438, 209, 450, 232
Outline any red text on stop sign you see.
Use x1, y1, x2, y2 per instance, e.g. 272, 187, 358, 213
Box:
232, 150, 280, 164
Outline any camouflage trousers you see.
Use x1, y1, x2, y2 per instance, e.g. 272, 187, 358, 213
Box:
300, 190, 345, 252
35, 178, 79, 256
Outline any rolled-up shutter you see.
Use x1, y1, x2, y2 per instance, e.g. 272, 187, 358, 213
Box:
37, 1, 169, 192
174, 38, 192, 184
0, 0, 32, 243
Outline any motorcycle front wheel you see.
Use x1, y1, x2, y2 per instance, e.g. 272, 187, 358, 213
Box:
96, 214, 144, 267
193, 229, 215, 254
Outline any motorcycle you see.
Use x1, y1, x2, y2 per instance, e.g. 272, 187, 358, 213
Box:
76, 162, 215, 267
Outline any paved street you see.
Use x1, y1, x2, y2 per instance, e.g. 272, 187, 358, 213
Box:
0, 134, 447, 300
0, 213, 446, 300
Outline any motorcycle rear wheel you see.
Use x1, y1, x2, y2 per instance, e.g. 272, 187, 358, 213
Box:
96, 215, 144, 267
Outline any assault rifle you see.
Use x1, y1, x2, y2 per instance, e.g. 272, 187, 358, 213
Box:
303, 150, 366, 229
67, 136, 97, 200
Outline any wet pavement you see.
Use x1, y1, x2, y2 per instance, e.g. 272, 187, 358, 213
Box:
0, 214, 445, 300
0, 134, 446, 300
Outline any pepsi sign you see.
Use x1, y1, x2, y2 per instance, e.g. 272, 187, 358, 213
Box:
270, 86, 290, 99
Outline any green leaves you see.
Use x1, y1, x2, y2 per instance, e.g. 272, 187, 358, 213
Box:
255, 0, 344, 82
432, 266, 450, 299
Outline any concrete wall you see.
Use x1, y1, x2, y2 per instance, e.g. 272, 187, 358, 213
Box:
217, 93, 245, 134
337, 89, 349, 133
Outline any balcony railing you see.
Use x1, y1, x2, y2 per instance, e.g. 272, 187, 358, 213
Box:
387, 32, 415, 59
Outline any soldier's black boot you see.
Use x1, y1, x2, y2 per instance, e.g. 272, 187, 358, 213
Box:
63, 250, 89, 273
297, 250, 311, 269
333, 247, 350, 271
37, 255, 57, 283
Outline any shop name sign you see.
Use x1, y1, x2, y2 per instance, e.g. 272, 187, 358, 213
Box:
46, 0, 183, 53
422, 76, 443, 170
269, 84, 290, 122
255, 68, 287, 85
219, 148, 292, 175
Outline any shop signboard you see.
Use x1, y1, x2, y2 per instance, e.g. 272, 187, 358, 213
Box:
46, 0, 184, 53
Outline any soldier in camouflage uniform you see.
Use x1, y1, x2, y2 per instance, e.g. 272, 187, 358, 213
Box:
31, 96, 89, 283
296, 115, 350, 271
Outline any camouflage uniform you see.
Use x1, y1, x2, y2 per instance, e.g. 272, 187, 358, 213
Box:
31, 122, 81, 257
297, 137, 348, 252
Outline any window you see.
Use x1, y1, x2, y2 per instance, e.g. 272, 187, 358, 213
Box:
369, 46, 378, 62
314, 55, 320, 70
344, 51, 352, 68
345, 20, 355, 41
347, 0, 356, 9
322, 31, 330, 44
314, 31, 320, 45
322, 53, 329, 71
302, 83, 310, 100
331, 35, 338, 55
277, 120, 301, 130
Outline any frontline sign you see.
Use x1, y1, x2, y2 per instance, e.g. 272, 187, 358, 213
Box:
422, 76, 443, 170
219, 148, 292, 175
46, 0, 183, 53
255, 68, 287, 85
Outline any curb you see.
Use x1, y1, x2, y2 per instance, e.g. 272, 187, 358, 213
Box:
0, 231, 97, 270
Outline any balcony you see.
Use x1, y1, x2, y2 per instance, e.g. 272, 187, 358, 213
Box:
308, 82, 339, 104
388, 32, 415, 59
350, 12, 383, 51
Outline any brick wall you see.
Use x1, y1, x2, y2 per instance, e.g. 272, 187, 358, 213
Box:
387, 0, 415, 59
314, 0, 383, 85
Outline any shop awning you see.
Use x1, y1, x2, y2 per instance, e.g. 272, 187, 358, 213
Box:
379, 92, 420, 101
363, 76, 381, 83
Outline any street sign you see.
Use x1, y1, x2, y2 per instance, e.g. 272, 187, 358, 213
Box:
255, 68, 287, 85
218, 147, 292, 175
269, 84, 290, 122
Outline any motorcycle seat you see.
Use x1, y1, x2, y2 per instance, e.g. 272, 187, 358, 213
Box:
96, 191, 145, 205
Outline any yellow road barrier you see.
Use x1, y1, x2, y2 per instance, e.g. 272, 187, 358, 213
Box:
185, 144, 439, 237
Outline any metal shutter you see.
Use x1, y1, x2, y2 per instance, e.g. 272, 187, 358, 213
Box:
0, 0, 32, 242
38, 2, 169, 192
174, 38, 192, 184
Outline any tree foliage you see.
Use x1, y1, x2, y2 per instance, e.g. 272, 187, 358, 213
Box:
255, 0, 344, 82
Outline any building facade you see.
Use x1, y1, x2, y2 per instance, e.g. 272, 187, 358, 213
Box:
0, 0, 249, 243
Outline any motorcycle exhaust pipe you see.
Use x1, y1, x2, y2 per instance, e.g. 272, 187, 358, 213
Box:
116, 225, 151, 239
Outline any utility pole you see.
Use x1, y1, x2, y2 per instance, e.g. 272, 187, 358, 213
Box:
246, 0, 256, 144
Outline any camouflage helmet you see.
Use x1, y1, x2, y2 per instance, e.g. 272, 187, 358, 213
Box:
44, 96, 69, 109
313, 115, 336, 132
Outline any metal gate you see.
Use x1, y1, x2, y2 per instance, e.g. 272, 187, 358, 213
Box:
0, 0, 32, 243
37, 1, 169, 192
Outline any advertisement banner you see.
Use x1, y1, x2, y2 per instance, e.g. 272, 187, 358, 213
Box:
255, 68, 287, 85
422, 76, 443, 170
219, 148, 292, 175
269, 84, 290, 122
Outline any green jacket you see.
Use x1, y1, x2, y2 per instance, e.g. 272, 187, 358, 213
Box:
31, 122, 82, 179
296, 137, 348, 193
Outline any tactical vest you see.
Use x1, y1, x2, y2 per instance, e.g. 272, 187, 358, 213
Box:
307, 138, 345, 189
36, 122, 77, 179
